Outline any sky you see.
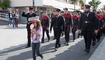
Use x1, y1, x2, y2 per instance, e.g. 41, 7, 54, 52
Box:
86, 0, 105, 9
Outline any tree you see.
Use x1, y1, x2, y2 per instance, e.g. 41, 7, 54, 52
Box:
0, 2, 4, 8
79, 0, 85, 7
70, 0, 78, 10
0, 0, 10, 10
89, 0, 101, 10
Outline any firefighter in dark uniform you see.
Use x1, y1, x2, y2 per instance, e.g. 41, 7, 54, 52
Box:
50, 9, 65, 51
41, 12, 50, 43
62, 8, 72, 45
78, 5, 98, 53
50, 11, 56, 40
22, 7, 36, 48
72, 11, 79, 41
76, 11, 82, 38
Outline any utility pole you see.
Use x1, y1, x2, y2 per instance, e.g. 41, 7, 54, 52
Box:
92, 0, 94, 10
33, 0, 35, 12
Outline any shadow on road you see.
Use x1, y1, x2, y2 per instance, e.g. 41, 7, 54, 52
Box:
0, 34, 104, 60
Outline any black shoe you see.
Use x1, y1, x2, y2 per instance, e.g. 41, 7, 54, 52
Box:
97, 39, 100, 42
41, 41, 44, 43
65, 43, 69, 46
85, 49, 90, 53
25, 46, 30, 48
92, 42, 96, 46
53, 38, 55, 40
58, 44, 61, 48
40, 55, 43, 59
54, 48, 57, 51
66, 43, 69, 46
48, 38, 50, 42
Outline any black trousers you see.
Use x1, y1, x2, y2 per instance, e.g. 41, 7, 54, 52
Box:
54, 28, 62, 48
53, 28, 56, 39
102, 27, 105, 35
65, 27, 70, 43
42, 28, 50, 42
82, 31, 94, 50
72, 27, 77, 40
32, 43, 43, 60
96, 30, 102, 41
92, 32, 96, 43
26, 23, 31, 47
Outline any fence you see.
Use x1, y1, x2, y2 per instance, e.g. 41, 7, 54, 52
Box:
0, 11, 9, 21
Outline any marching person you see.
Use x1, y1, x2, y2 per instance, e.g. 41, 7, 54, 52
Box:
50, 11, 56, 40
31, 20, 43, 60
41, 12, 50, 43
102, 12, 105, 35
96, 12, 103, 42
72, 11, 79, 41
50, 9, 65, 51
22, 7, 37, 48
61, 11, 64, 15
78, 5, 98, 53
62, 8, 72, 46
101, 12, 105, 35
76, 11, 82, 38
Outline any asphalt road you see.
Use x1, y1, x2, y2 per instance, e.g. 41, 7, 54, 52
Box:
0, 28, 103, 60
0, 20, 8, 25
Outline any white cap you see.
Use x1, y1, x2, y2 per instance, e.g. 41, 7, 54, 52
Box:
28, 16, 39, 21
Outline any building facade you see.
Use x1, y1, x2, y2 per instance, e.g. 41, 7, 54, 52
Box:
56, 0, 80, 5
10, 0, 81, 23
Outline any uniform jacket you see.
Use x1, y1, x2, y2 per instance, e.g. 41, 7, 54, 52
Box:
50, 15, 65, 32
72, 16, 79, 27
41, 16, 49, 28
62, 13, 72, 27
78, 12, 98, 32
96, 15, 104, 30
22, 12, 36, 22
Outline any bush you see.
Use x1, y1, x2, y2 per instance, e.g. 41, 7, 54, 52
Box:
0, 0, 10, 10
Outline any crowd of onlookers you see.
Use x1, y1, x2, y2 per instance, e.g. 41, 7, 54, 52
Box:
8, 9, 19, 28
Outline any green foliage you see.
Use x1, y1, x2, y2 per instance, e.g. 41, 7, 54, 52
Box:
79, 0, 85, 7
0, 0, 10, 9
89, 0, 101, 10
71, 0, 78, 4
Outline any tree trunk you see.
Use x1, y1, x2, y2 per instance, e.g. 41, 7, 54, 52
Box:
74, 3, 76, 11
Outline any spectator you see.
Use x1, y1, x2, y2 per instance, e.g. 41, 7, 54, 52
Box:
31, 20, 43, 60
8, 11, 12, 26
15, 9, 19, 27
12, 11, 16, 28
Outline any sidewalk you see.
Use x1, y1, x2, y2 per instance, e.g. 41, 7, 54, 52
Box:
0, 24, 26, 29
89, 38, 105, 60
0, 17, 9, 21
0, 28, 27, 51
